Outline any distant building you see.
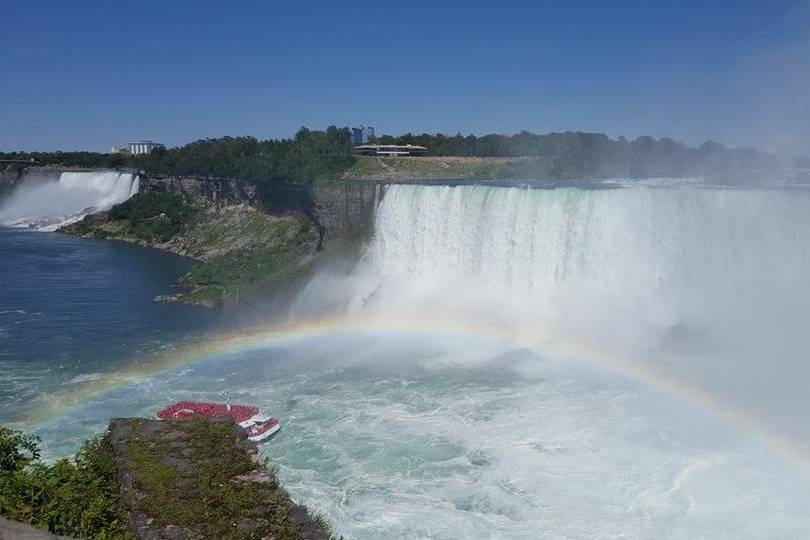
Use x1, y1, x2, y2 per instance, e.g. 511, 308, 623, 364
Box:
353, 144, 428, 157
110, 146, 129, 154
352, 125, 375, 145
129, 141, 165, 155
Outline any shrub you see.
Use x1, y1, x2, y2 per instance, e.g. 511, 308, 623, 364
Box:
107, 192, 198, 243
0, 426, 131, 539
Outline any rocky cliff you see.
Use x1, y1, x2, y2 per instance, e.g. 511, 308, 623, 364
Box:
0, 165, 62, 196
139, 174, 258, 207
108, 417, 329, 539
5, 166, 380, 247
311, 181, 382, 245
138, 173, 380, 247
0, 165, 23, 195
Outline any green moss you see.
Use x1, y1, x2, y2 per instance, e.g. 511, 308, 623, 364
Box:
64, 192, 319, 308
176, 217, 318, 306
124, 419, 308, 539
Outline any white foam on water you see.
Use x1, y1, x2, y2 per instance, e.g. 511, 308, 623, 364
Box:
33, 333, 810, 539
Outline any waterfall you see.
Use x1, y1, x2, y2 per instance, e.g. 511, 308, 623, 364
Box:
354, 183, 810, 435
368, 184, 810, 326
0, 171, 139, 231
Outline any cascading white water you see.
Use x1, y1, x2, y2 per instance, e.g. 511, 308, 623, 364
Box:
371, 184, 810, 313
0, 171, 139, 231
362, 182, 810, 444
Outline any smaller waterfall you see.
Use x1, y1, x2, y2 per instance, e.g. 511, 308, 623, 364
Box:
0, 171, 139, 231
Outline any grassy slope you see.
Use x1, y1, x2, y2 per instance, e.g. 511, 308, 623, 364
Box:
63, 194, 319, 307
343, 155, 530, 180
173, 206, 318, 306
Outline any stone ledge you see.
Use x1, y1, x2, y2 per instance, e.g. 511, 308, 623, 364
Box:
109, 417, 328, 540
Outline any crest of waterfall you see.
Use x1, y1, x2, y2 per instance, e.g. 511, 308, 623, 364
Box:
368, 184, 810, 335
0, 171, 139, 231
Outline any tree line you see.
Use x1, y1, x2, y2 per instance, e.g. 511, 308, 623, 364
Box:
375, 131, 780, 178
1, 127, 780, 181
0, 126, 356, 186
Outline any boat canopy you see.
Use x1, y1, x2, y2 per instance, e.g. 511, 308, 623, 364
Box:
156, 401, 259, 423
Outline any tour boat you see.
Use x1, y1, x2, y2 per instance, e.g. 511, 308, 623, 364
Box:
156, 400, 281, 442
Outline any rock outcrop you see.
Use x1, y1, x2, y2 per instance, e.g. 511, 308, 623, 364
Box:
312, 181, 382, 245
139, 175, 258, 207
108, 417, 329, 540
0, 165, 62, 197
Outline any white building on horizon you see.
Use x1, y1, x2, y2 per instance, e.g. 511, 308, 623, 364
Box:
128, 141, 165, 155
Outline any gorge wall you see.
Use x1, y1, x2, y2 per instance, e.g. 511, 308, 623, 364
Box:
137, 173, 382, 246
311, 181, 382, 245
139, 174, 259, 206
3, 166, 382, 246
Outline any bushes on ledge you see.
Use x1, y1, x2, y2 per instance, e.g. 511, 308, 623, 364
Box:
108, 192, 199, 243
0, 426, 130, 539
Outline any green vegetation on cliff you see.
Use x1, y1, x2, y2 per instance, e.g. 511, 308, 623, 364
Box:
0, 426, 130, 539
176, 209, 318, 306
107, 192, 200, 243
113, 418, 331, 539
63, 193, 318, 308
1, 422, 334, 539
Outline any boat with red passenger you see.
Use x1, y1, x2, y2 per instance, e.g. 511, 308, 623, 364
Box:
156, 401, 280, 442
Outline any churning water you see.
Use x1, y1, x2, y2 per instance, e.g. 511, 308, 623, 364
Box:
4, 181, 810, 538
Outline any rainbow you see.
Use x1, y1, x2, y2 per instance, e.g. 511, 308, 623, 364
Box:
22, 314, 810, 476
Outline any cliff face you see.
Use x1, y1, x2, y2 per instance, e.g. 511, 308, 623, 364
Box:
0, 166, 23, 195
0, 165, 63, 196
108, 417, 329, 539
139, 176, 381, 247
140, 175, 258, 206
312, 181, 382, 245
140, 175, 382, 248
5, 167, 380, 247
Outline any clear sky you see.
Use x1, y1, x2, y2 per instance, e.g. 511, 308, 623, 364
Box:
2, 1, 808, 155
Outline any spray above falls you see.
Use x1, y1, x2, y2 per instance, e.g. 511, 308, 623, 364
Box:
0, 171, 139, 231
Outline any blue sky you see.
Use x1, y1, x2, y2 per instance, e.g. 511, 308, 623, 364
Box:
2, 1, 808, 155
